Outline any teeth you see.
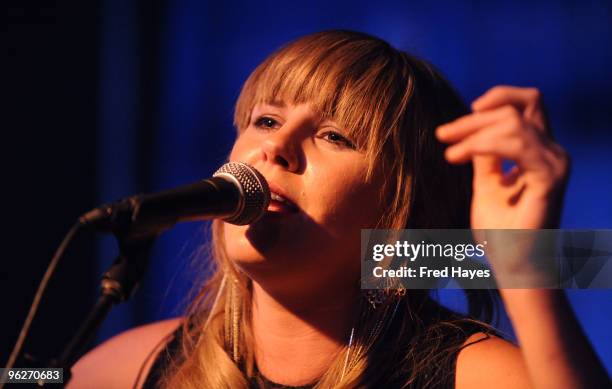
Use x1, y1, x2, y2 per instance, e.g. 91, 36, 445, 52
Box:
271, 192, 286, 202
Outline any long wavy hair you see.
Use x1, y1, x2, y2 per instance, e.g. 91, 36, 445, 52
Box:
161, 30, 498, 388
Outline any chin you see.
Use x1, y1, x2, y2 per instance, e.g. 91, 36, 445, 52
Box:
226, 243, 267, 265
223, 219, 288, 262
222, 230, 285, 273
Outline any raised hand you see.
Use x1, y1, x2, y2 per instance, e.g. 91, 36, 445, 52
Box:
436, 86, 570, 230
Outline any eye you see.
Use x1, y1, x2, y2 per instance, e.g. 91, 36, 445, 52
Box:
253, 116, 280, 130
319, 130, 356, 150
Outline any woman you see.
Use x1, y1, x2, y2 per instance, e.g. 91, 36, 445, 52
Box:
69, 30, 610, 388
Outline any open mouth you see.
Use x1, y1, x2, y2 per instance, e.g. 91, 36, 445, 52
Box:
267, 191, 299, 213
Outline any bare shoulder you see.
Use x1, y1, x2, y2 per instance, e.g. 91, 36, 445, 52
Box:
67, 317, 183, 389
455, 332, 532, 389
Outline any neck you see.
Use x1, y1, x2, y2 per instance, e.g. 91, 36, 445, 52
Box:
251, 280, 358, 386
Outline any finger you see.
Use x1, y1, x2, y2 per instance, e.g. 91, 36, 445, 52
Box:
471, 85, 539, 112
473, 155, 503, 178
471, 86, 550, 134
436, 105, 519, 143
444, 121, 546, 171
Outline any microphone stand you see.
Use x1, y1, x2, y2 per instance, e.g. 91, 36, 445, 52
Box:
37, 233, 156, 387
10, 162, 267, 387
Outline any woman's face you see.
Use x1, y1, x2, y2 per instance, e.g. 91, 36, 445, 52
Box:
223, 101, 386, 293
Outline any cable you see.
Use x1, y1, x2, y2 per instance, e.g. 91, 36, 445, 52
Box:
1, 221, 83, 389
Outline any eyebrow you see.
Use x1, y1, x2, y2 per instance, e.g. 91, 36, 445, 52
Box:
251, 102, 286, 116
259, 101, 286, 108
319, 118, 340, 127
252, 103, 341, 128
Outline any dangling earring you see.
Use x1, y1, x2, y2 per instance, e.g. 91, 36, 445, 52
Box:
224, 276, 241, 363
363, 287, 406, 310
340, 288, 404, 382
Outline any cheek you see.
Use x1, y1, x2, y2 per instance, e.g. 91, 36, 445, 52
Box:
228, 132, 257, 162
309, 166, 383, 230
228, 138, 244, 160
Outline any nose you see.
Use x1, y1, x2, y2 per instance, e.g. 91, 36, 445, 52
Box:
260, 125, 302, 173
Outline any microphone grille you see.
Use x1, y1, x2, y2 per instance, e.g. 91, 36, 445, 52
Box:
213, 162, 270, 225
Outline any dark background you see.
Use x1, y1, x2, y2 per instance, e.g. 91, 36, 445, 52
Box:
3, 0, 611, 375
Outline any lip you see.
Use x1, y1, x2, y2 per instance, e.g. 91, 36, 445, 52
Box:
265, 181, 300, 213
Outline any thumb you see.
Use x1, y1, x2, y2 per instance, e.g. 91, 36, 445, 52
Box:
472, 155, 502, 181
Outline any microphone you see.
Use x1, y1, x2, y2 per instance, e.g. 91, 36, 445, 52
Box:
79, 162, 270, 238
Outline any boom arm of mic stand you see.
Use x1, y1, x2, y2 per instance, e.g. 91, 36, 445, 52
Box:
51, 235, 156, 387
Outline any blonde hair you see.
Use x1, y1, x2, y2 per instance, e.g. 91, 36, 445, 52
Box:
161, 30, 496, 388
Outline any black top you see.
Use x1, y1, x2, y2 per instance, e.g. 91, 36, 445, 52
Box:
142, 315, 494, 389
